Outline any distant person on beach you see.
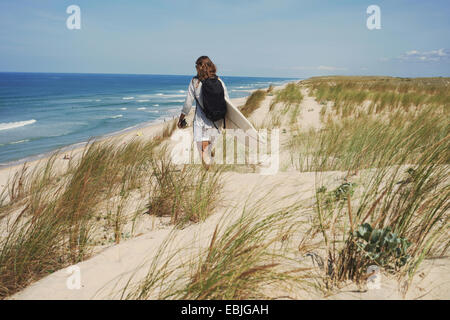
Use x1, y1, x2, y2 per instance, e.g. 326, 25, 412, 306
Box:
178, 56, 229, 169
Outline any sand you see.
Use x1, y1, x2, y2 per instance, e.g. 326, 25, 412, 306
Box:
3, 81, 449, 300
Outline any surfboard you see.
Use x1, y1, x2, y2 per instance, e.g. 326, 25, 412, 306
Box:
221, 98, 269, 166
223, 98, 259, 142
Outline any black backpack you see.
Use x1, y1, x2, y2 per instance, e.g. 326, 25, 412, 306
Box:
193, 76, 227, 128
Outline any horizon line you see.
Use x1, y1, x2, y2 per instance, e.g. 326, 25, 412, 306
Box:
0, 70, 300, 80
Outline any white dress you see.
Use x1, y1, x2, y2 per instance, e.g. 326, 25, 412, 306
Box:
181, 77, 229, 142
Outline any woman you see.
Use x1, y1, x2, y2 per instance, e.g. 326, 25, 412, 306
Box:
178, 56, 229, 168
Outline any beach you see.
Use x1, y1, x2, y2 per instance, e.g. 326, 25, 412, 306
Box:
1, 77, 449, 300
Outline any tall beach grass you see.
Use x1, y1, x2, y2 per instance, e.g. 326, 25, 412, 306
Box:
0, 122, 215, 298
122, 195, 315, 300
290, 76, 449, 292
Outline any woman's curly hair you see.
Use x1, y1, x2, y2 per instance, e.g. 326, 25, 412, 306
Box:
196, 56, 217, 81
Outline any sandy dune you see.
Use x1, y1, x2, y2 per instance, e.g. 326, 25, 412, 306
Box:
4, 82, 449, 300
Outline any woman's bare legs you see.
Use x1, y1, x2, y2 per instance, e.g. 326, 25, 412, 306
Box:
195, 140, 213, 169
201, 140, 211, 169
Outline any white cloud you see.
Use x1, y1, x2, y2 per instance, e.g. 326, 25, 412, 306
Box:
436, 48, 446, 56
398, 48, 449, 62
406, 50, 419, 56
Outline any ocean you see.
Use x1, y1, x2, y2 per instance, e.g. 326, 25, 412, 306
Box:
0, 73, 294, 166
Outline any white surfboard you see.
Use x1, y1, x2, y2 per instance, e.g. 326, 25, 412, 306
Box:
221, 98, 269, 167
224, 98, 260, 142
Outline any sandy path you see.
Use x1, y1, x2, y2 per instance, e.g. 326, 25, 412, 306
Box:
297, 88, 322, 131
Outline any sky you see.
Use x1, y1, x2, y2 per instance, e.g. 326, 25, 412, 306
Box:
0, 0, 449, 78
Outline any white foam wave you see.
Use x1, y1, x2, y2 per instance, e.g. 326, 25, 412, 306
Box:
1, 139, 30, 150
231, 89, 253, 92
137, 99, 150, 102
10, 139, 30, 145
122, 97, 134, 100
153, 104, 159, 107
137, 107, 147, 110
120, 107, 127, 110
110, 115, 123, 119
154, 93, 185, 98
165, 94, 185, 98
0, 119, 36, 131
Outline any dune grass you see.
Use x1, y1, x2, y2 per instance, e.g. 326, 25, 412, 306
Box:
0, 121, 208, 298
305, 76, 450, 119
147, 148, 223, 227
334, 155, 447, 285
122, 196, 315, 300
290, 107, 448, 173
0, 158, 58, 220
268, 83, 304, 127
269, 83, 303, 112
159, 119, 178, 140
0, 138, 161, 298
289, 76, 449, 291
314, 134, 449, 290
240, 89, 267, 118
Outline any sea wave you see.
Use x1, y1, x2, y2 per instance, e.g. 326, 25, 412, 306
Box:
120, 107, 127, 110
155, 93, 185, 98
122, 96, 134, 100
137, 99, 150, 102
0, 119, 36, 131
139, 93, 185, 99
164, 94, 186, 98
0, 139, 31, 147
10, 139, 30, 145
137, 107, 146, 110
110, 115, 123, 119
231, 89, 253, 92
